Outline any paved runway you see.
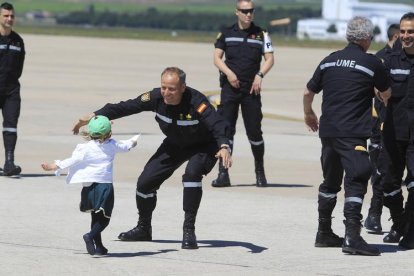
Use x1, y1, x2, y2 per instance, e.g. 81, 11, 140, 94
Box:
1, 34, 412, 275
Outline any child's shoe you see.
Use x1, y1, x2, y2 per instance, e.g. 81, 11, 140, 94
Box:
95, 246, 108, 255
83, 233, 96, 255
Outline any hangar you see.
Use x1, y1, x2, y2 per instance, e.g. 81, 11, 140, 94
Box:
297, 0, 413, 42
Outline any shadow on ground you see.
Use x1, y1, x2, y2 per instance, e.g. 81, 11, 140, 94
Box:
114, 239, 267, 253
230, 183, 313, 188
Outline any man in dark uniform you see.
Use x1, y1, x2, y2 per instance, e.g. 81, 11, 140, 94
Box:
379, 12, 414, 249
303, 16, 391, 256
376, 24, 400, 60
211, 0, 274, 188
0, 2, 25, 176
73, 67, 232, 250
364, 23, 400, 233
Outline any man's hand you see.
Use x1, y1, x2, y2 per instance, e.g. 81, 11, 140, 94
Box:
215, 148, 232, 169
304, 110, 319, 132
72, 113, 95, 135
250, 74, 263, 95
227, 72, 240, 89
41, 163, 58, 171
375, 88, 391, 107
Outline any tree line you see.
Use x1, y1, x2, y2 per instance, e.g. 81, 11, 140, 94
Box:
56, 5, 320, 34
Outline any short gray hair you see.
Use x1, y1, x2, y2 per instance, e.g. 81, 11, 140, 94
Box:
237, 0, 254, 6
346, 16, 374, 43
161, 67, 186, 84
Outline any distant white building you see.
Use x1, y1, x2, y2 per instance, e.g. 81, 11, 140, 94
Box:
297, 0, 413, 42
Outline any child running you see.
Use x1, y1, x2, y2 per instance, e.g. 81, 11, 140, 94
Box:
41, 115, 139, 256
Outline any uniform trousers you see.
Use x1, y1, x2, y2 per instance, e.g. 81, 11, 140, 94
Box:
218, 81, 264, 161
0, 89, 20, 128
368, 127, 384, 216
378, 138, 414, 218
1, 90, 20, 152
318, 137, 371, 221
135, 140, 218, 219
368, 141, 382, 205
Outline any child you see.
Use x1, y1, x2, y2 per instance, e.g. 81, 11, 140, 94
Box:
41, 115, 139, 256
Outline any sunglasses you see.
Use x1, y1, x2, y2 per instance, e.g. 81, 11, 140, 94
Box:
238, 8, 255, 15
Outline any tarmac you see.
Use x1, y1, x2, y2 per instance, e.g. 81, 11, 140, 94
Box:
0, 34, 412, 275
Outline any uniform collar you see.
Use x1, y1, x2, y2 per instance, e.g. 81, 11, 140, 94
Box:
346, 42, 365, 51
399, 49, 414, 64
233, 22, 256, 33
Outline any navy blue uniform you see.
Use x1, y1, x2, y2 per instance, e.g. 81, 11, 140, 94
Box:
0, 30, 25, 174
95, 87, 230, 217
365, 44, 397, 225
307, 43, 390, 221
379, 49, 414, 234
214, 23, 273, 164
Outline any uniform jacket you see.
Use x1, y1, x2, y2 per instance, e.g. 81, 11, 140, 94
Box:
214, 22, 273, 82
0, 31, 25, 95
376, 44, 393, 61
307, 43, 390, 138
383, 49, 414, 141
95, 87, 231, 149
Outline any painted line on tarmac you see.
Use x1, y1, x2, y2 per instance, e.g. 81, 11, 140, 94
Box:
204, 90, 302, 122
0, 241, 81, 252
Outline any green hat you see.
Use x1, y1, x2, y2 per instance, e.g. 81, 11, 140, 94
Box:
88, 115, 111, 138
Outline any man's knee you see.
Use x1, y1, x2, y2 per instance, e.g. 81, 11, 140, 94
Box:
136, 175, 159, 195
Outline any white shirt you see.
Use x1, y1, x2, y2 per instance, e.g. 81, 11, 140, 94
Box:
55, 138, 135, 185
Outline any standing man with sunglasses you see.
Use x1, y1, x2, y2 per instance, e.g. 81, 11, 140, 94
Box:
0, 2, 25, 176
212, 0, 274, 188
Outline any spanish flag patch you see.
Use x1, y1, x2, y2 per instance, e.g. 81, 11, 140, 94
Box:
196, 103, 208, 114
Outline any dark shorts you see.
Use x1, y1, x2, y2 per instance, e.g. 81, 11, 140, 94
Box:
80, 182, 114, 218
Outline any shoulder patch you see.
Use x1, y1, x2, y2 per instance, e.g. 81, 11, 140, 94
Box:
140, 92, 150, 102
196, 102, 208, 114
216, 32, 222, 40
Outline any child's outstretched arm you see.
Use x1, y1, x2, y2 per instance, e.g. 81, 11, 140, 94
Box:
119, 134, 141, 150
130, 134, 140, 148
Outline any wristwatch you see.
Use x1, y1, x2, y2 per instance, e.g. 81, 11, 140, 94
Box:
220, 145, 231, 153
256, 71, 264, 78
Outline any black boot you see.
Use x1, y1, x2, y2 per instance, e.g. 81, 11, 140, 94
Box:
211, 162, 230, 187
182, 212, 198, 249
399, 191, 414, 249
315, 218, 343, 247
3, 150, 21, 176
383, 228, 402, 243
182, 228, 198, 249
399, 223, 414, 249
364, 214, 382, 234
118, 217, 152, 241
383, 193, 406, 242
364, 198, 383, 234
383, 210, 404, 243
255, 160, 267, 187
342, 219, 380, 256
